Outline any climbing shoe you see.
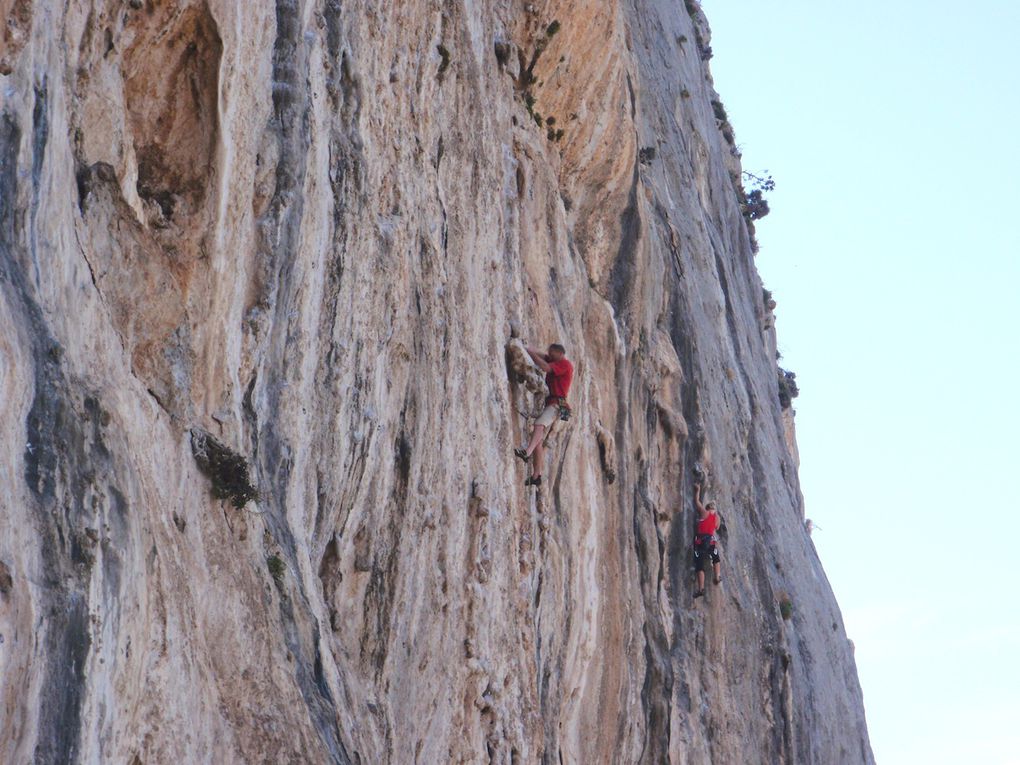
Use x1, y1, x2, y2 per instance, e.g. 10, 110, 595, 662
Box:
693, 589, 705, 599
524, 475, 542, 487
514, 448, 529, 462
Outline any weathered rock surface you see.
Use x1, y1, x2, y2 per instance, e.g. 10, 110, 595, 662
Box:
0, 1, 872, 763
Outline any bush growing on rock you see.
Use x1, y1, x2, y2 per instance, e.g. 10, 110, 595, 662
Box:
267, 554, 286, 584
190, 429, 259, 508
742, 171, 774, 221
745, 189, 770, 220
778, 368, 799, 410
743, 170, 775, 193
779, 594, 793, 620
711, 99, 728, 123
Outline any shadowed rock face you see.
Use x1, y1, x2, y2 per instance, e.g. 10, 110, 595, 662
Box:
0, 1, 872, 763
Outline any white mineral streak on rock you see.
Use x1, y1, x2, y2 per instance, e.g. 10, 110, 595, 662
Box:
0, 1, 871, 763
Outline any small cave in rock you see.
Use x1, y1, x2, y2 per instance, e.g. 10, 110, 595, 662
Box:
123, 3, 222, 221
0, 559, 12, 596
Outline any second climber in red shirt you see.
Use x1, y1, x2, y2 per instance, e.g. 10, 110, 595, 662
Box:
514, 342, 574, 488
693, 482, 722, 599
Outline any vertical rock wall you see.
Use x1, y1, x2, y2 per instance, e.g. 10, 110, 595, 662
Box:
0, 1, 872, 763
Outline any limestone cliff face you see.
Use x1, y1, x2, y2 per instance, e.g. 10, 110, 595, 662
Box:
0, 1, 872, 763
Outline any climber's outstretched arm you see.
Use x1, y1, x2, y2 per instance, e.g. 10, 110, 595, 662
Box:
525, 344, 551, 372
694, 483, 708, 519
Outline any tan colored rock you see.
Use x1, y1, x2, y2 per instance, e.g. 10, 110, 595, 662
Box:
0, 1, 871, 763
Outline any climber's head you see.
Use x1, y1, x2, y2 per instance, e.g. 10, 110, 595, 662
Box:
547, 343, 566, 361
705, 501, 717, 513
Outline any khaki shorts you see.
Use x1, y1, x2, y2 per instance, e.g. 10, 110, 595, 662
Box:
535, 404, 559, 429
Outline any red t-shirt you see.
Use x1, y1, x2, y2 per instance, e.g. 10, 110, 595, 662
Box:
545, 358, 574, 403
697, 511, 719, 536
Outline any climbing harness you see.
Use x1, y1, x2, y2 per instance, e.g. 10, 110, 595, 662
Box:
518, 397, 571, 422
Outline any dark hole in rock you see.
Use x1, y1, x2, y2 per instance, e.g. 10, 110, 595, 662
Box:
124, 3, 222, 220
0, 560, 12, 596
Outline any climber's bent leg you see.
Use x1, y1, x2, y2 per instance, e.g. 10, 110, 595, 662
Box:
712, 547, 722, 585
520, 405, 557, 482
526, 404, 558, 456
525, 424, 546, 457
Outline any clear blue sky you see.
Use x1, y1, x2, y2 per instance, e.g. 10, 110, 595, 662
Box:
704, 1, 1020, 762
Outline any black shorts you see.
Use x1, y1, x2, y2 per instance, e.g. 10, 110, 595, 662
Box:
693, 537, 720, 570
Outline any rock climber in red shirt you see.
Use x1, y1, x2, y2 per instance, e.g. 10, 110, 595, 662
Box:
693, 482, 722, 599
514, 342, 573, 488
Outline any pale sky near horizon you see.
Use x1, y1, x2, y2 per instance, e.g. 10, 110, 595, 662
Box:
704, 1, 1020, 763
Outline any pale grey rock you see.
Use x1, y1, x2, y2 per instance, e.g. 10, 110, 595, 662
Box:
0, 1, 872, 763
